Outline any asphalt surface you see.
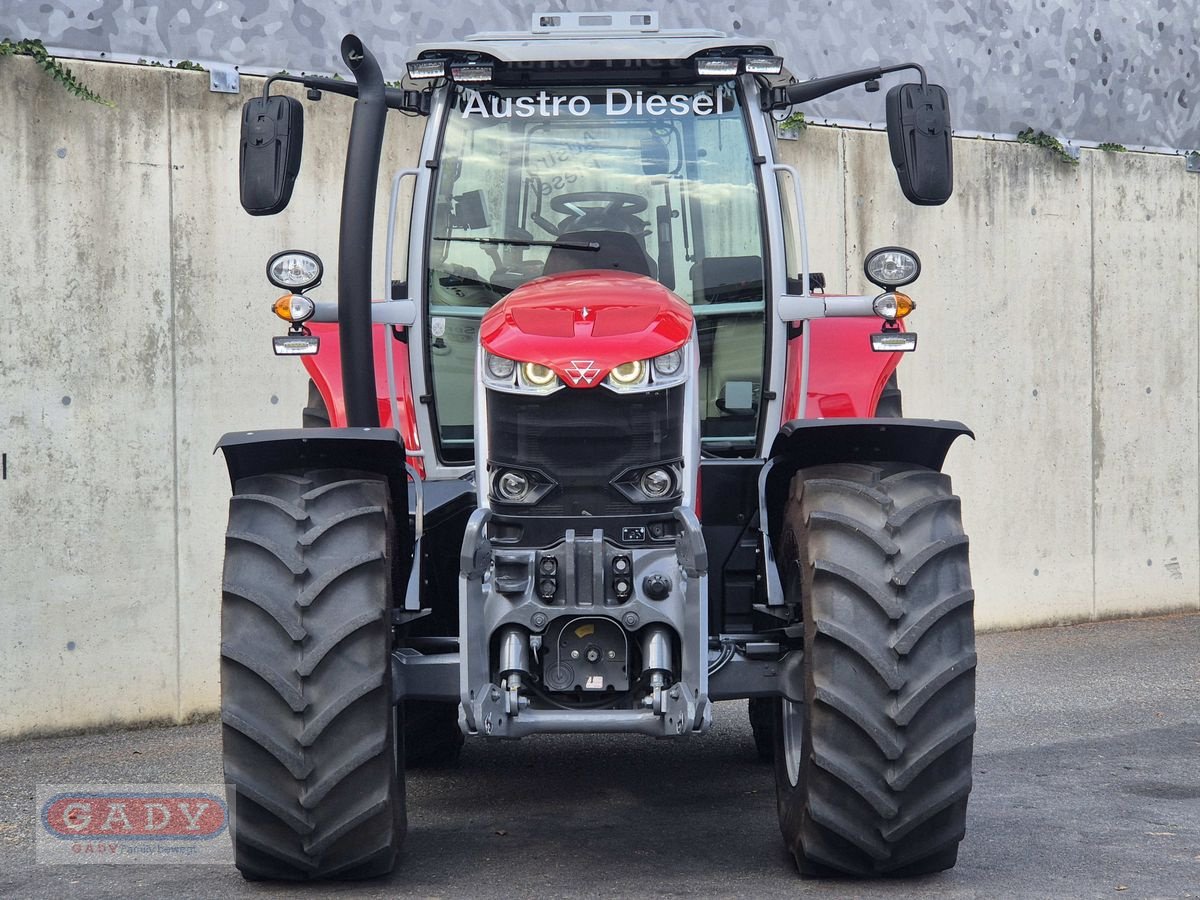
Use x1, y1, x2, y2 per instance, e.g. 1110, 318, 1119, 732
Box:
1, 614, 1197, 899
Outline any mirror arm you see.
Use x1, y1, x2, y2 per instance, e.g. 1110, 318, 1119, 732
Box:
764, 61, 927, 110
262, 72, 428, 115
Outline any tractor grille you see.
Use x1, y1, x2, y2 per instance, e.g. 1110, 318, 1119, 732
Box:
487, 385, 685, 516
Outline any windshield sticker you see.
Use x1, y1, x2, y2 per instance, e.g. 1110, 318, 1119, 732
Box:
462, 89, 725, 119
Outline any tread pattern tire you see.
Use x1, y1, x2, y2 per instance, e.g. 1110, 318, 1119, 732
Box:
773, 462, 975, 877
221, 469, 404, 880
299, 383, 459, 769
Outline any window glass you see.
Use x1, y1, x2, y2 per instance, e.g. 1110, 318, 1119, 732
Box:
426, 84, 767, 460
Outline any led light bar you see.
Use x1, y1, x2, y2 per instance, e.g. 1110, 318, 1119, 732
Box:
870, 332, 918, 352
696, 57, 740, 76
743, 55, 784, 75
272, 334, 320, 356
450, 62, 494, 83
407, 58, 447, 79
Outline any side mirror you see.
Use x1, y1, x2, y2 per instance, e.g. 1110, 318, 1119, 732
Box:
239, 94, 304, 216
885, 83, 953, 206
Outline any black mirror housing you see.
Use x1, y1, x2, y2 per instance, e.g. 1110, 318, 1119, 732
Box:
885, 83, 953, 206
240, 95, 304, 216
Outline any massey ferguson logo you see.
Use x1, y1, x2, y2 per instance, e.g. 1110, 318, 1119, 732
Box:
565, 360, 599, 385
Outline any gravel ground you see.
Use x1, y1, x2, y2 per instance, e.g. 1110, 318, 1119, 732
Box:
1, 613, 1197, 899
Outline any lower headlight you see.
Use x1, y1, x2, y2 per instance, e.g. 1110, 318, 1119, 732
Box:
640, 468, 673, 498
495, 470, 531, 501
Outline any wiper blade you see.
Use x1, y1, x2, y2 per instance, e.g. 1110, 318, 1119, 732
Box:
435, 235, 600, 252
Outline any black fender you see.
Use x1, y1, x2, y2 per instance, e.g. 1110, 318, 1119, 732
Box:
758, 418, 972, 607
216, 426, 411, 566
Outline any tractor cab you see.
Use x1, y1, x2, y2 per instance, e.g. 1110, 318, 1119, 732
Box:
423, 68, 768, 465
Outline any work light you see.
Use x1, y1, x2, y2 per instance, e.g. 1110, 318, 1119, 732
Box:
266, 250, 323, 291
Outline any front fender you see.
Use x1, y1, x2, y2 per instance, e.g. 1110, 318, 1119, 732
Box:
757, 418, 973, 607
216, 427, 409, 530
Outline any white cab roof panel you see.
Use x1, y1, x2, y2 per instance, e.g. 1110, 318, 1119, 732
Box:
412, 10, 777, 63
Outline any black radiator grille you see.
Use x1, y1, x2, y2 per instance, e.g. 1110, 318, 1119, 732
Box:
487, 385, 685, 516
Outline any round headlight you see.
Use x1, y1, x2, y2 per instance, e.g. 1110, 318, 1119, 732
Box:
496, 470, 531, 501
864, 247, 921, 289
640, 468, 673, 498
486, 353, 516, 380
272, 293, 316, 324
652, 350, 683, 378
521, 362, 557, 387
610, 360, 647, 386
267, 250, 323, 291
872, 291, 916, 320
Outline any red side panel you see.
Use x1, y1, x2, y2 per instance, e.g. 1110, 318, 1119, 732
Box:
302, 321, 424, 476
782, 315, 903, 420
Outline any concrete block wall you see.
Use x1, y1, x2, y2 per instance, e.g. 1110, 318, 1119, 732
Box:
781, 128, 1198, 629
0, 58, 1195, 736
0, 58, 421, 736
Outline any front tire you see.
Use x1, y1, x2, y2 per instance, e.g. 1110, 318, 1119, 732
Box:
773, 462, 975, 877
221, 469, 405, 880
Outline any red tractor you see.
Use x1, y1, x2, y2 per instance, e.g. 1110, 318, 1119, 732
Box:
221, 10, 973, 881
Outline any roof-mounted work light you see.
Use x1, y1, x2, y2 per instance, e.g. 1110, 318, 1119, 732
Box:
696, 57, 740, 76
407, 58, 447, 79
450, 62, 494, 83
743, 55, 784, 75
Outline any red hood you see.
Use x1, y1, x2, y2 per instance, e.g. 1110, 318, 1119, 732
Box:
479, 271, 693, 387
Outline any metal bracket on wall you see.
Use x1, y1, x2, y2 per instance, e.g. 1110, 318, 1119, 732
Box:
1186, 151, 1200, 174
209, 65, 240, 94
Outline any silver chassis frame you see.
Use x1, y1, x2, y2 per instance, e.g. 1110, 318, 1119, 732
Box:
458, 330, 708, 738
456, 504, 711, 739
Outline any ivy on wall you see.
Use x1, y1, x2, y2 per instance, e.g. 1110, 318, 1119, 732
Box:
0, 38, 115, 107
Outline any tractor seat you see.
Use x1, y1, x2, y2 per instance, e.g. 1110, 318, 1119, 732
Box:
543, 230, 655, 279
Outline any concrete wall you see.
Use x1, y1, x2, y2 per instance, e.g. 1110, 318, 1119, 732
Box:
1, 57, 1196, 737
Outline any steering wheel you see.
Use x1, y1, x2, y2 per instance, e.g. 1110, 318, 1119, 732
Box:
550, 192, 648, 217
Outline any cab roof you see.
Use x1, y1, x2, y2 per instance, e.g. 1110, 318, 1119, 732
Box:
411, 10, 779, 66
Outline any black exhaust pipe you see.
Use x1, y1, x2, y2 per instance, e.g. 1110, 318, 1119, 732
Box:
338, 34, 385, 427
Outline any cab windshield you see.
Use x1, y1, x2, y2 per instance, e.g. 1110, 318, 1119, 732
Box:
426, 82, 766, 462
